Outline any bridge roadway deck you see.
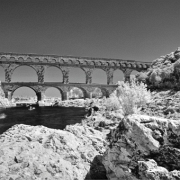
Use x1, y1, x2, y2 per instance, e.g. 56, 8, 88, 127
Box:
1, 82, 118, 88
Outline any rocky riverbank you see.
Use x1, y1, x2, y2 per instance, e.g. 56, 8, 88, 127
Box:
0, 123, 108, 180
0, 98, 14, 109
141, 90, 180, 120
1, 111, 180, 180
102, 114, 180, 180
57, 99, 87, 107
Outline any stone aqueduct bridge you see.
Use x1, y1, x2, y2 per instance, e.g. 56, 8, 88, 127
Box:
0, 52, 151, 101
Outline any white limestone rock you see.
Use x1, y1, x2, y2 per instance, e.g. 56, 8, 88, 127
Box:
102, 114, 180, 180
0, 123, 107, 180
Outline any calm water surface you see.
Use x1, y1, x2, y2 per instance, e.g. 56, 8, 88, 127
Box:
0, 106, 86, 134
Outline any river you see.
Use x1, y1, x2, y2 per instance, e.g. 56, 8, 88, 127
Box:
0, 106, 87, 134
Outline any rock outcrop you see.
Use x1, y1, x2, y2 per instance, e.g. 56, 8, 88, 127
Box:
136, 47, 180, 90
0, 124, 107, 179
102, 114, 180, 180
53, 99, 87, 107
141, 90, 180, 120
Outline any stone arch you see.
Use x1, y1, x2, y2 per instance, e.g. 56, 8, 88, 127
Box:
44, 66, 63, 82
9, 57, 16, 62
11, 65, 38, 82
69, 67, 86, 83
67, 59, 73, 65
113, 69, 124, 84
92, 68, 107, 84
0, 66, 5, 82
12, 86, 37, 102
130, 70, 139, 80
74, 59, 81, 65
44, 87, 63, 101
26, 57, 32, 62
17, 57, 25, 62
0, 56, 7, 61
69, 87, 85, 99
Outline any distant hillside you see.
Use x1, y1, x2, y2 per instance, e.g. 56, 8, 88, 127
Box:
137, 47, 180, 90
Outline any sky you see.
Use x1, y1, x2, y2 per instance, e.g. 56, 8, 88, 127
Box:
0, 0, 180, 97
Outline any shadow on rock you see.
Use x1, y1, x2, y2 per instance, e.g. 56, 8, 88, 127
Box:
85, 155, 108, 180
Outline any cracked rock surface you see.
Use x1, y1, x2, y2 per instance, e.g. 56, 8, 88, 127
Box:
141, 90, 180, 120
0, 124, 107, 180
102, 114, 180, 180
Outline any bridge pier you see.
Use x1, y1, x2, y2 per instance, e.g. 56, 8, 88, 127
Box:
36, 92, 45, 101
85, 92, 92, 99
62, 92, 69, 101
4, 91, 12, 101
123, 68, 133, 82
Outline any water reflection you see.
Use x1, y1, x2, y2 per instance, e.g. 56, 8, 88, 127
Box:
0, 113, 6, 119
0, 106, 86, 134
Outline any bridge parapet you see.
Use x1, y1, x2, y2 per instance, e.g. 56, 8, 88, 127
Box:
0, 52, 151, 69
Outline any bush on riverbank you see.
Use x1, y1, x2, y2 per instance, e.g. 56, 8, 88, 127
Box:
0, 82, 8, 108
105, 79, 152, 116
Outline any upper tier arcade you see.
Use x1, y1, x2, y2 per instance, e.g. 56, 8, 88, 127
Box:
0, 52, 151, 84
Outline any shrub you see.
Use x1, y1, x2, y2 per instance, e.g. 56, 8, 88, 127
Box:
103, 79, 151, 116
104, 93, 121, 111
0, 81, 4, 97
115, 79, 152, 116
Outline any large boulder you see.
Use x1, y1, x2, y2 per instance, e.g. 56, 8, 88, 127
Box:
102, 114, 180, 180
0, 124, 107, 180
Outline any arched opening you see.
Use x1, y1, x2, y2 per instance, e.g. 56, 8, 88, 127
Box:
92, 87, 103, 98
113, 69, 124, 84
44, 66, 63, 82
12, 66, 37, 82
69, 67, 85, 83
0, 66, 5, 82
44, 87, 62, 102
130, 70, 139, 81
12, 87, 37, 102
92, 69, 106, 84
69, 87, 84, 99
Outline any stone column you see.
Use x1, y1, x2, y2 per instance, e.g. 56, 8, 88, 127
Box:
84, 87, 94, 99
61, 92, 68, 101
4, 90, 12, 101
32, 86, 46, 102
32, 65, 46, 83
122, 68, 133, 82
82, 68, 94, 84
36, 91, 45, 101
61, 86, 70, 100
106, 68, 114, 85
60, 67, 69, 84
101, 67, 114, 85
89, 92, 92, 99
2, 64, 19, 83
85, 92, 92, 99
5, 69, 12, 83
